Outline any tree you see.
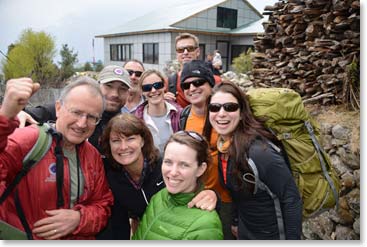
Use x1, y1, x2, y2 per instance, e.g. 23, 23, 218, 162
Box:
84, 62, 93, 71
2, 29, 58, 85
59, 44, 78, 81
94, 60, 104, 72
231, 48, 253, 74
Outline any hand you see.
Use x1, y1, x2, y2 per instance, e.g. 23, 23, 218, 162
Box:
163, 92, 176, 101
187, 189, 217, 211
130, 218, 140, 237
17, 110, 38, 128
231, 225, 238, 239
32, 209, 81, 240
0, 78, 40, 119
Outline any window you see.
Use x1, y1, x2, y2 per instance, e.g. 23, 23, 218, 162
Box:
217, 7, 237, 29
110, 44, 133, 61
143, 43, 159, 64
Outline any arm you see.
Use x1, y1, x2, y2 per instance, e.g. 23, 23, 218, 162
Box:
251, 143, 303, 240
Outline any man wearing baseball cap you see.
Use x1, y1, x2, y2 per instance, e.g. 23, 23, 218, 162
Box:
180, 60, 235, 240
19, 65, 132, 152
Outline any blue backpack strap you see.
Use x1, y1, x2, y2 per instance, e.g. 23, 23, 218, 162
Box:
245, 157, 286, 240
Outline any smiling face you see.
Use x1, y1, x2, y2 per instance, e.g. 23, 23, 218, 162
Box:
176, 38, 200, 66
55, 85, 103, 150
109, 131, 144, 167
182, 77, 212, 108
100, 81, 129, 112
162, 141, 206, 194
209, 91, 241, 141
141, 73, 165, 106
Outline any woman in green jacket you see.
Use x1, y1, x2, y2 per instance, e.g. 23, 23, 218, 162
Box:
132, 131, 223, 240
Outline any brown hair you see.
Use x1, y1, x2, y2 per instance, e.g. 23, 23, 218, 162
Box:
204, 81, 278, 190
175, 33, 199, 47
138, 69, 166, 88
163, 131, 210, 182
101, 113, 160, 169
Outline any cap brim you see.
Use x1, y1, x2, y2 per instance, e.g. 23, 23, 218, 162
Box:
99, 78, 131, 88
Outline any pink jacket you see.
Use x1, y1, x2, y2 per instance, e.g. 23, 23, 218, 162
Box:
0, 115, 114, 239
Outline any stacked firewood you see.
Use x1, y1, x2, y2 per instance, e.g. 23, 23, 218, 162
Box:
251, 0, 360, 106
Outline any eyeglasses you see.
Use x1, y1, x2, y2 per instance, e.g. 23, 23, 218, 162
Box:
64, 106, 101, 125
127, 69, 143, 77
176, 46, 197, 53
181, 79, 207, 90
141, 81, 165, 92
176, 130, 204, 142
208, 103, 240, 113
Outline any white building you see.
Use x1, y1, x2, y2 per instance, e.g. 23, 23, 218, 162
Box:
95, 0, 264, 72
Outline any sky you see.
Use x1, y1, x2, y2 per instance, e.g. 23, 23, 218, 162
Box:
0, 0, 278, 69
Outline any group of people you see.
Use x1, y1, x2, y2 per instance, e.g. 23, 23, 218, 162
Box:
0, 32, 303, 240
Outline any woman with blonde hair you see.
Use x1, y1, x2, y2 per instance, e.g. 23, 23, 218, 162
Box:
135, 69, 182, 154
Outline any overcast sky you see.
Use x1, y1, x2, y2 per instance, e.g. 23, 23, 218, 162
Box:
0, 0, 278, 68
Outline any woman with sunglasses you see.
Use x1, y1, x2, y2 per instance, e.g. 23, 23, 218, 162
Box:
205, 81, 302, 240
135, 69, 182, 154
132, 130, 223, 240
99, 114, 218, 239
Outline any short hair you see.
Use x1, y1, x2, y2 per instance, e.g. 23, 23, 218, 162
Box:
101, 113, 160, 169
175, 33, 199, 48
138, 69, 166, 88
123, 59, 145, 70
163, 131, 210, 182
58, 76, 105, 111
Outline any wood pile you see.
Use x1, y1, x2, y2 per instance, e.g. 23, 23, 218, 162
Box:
251, 0, 360, 106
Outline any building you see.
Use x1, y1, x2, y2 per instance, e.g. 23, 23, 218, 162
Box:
95, 0, 264, 72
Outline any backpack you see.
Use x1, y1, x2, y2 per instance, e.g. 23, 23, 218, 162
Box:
245, 87, 340, 218
168, 73, 178, 95
179, 105, 191, 129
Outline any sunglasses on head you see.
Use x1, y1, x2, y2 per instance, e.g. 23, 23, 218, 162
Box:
208, 102, 240, 112
141, 81, 165, 92
176, 46, 197, 53
127, 69, 143, 77
181, 79, 207, 90
176, 130, 204, 142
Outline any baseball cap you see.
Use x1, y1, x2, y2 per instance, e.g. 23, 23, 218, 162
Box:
98, 65, 132, 88
181, 60, 215, 88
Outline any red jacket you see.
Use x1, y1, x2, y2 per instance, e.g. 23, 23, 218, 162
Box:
0, 116, 114, 239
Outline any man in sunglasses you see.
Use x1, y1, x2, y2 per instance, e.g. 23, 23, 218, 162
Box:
179, 59, 235, 240
167, 33, 222, 108
166, 33, 201, 108
121, 59, 146, 114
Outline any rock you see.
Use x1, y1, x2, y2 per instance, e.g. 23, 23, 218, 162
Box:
345, 188, 360, 214
353, 169, 360, 188
334, 225, 359, 240
336, 207, 355, 225
302, 211, 334, 240
331, 124, 349, 140
340, 172, 355, 190
321, 134, 333, 151
320, 122, 333, 134
330, 154, 350, 176
353, 217, 360, 235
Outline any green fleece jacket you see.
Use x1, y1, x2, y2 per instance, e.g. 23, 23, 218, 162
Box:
132, 188, 223, 240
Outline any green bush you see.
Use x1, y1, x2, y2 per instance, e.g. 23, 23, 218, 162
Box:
231, 48, 253, 74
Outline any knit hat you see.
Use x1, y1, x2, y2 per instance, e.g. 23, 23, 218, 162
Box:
180, 60, 215, 88
98, 65, 131, 88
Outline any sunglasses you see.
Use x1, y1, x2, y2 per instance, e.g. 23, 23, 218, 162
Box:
127, 69, 143, 77
181, 79, 207, 90
176, 46, 197, 53
176, 130, 204, 142
141, 81, 165, 92
208, 102, 240, 112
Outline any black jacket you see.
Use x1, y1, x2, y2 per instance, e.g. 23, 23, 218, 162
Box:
219, 139, 302, 240
97, 158, 165, 240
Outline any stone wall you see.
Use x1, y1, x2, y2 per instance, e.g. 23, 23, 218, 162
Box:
302, 122, 360, 240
